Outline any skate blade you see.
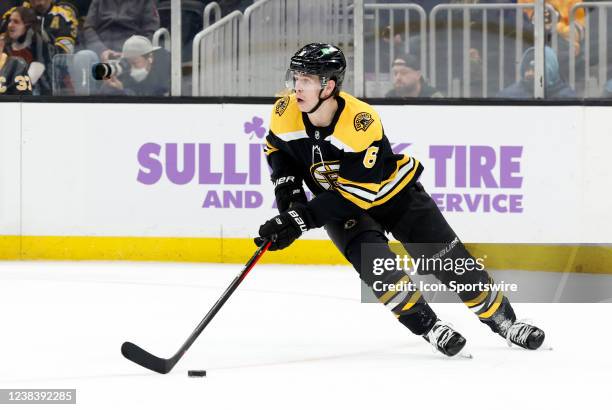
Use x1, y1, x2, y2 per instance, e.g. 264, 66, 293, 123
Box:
458, 351, 473, 359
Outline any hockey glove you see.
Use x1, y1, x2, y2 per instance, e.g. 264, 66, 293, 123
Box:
274, 175, 307, 212
255, 204, 314, 251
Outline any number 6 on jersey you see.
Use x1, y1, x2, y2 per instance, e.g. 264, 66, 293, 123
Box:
363, 146, 379, 168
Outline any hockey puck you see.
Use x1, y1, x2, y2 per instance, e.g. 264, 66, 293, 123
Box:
188, 370, 207, 377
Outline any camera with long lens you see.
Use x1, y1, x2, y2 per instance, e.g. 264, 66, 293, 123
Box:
91, 59, 130, 80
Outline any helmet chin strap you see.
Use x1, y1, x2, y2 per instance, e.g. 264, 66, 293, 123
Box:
307, 86, 336, 114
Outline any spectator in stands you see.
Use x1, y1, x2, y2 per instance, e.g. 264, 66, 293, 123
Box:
2, 1, 78, 54
2, 6, 56, 94
2, 1, 78, 94
385, 54, 443, 98
519, 0, 585, 54
83, 0, 159, 62
496, 46, 576, 99
0, 31, 33, 95
99, 34, 169, 96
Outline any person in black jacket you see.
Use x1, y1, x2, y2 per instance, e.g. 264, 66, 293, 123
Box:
496, 46, 577, 99
385, 54, 443, 98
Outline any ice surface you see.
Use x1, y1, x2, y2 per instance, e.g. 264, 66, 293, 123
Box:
0, 261, 608, 409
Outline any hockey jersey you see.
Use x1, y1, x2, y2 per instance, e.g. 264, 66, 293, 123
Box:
0, 53, 32, 95
265, 91, 423, 225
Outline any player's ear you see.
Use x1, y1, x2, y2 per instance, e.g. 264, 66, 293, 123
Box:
323, 79, 336, 98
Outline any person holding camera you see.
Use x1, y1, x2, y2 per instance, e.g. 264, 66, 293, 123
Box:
98, 34, 169, 96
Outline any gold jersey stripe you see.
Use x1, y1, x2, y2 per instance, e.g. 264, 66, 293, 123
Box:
335, 160, 420, 209
478, 291, 504, 319
264, 140, 279, 156
464, 290, 490, 307
378, 275, 412, 304
336, 177, 381, 193
400, 290, 423, 312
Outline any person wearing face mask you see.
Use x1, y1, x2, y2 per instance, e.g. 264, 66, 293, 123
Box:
496, 46, 576, 99
100, 35, 169, 96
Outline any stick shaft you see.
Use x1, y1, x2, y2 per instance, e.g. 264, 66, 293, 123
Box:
122, 240, 271, 373
170, 240, 271, 362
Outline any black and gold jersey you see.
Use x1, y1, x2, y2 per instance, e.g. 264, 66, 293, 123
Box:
2, 1, 78, 54
0, 54, 32, 95
265, 91, 423, 226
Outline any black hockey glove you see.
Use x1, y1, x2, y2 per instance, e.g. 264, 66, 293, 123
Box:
274, 175, 307, 212
254, 204, 314, 251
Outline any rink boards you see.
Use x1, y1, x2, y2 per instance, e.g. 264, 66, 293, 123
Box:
0, 102, 610, 270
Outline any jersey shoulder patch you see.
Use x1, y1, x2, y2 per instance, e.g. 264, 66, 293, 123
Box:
269, 93, 305, 136
50, 5, 78, 25
331, 92, 383, 152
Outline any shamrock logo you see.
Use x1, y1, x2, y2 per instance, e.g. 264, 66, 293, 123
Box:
243, 116, 266, 140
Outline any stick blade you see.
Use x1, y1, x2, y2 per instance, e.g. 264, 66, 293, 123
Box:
121, 341, 174, 374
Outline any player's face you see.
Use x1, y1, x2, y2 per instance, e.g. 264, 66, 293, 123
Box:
30, 0, 52, 13
292, 73, 323, 112
392, 65, 420, 90
7, 12, 26, 40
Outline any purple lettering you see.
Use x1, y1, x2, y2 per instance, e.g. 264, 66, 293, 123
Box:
431, 193, 445, 210
492, 195, 508, 212
166, 143, 195, 185
223, 190, 243, 208
509, 195, 523, 213
500, 146, 523, 188
429, 146, 453, 188
246, 191, 263, 208
470, 146, 498, 188
391, 143, 411, 154
454, 146, 467, 188
249, 144, 262, 184
446, 194, 463, 212
464, 194, 482, 212
483, 194, 491, 213
199, 144, 222, 184
202, 190, 222, 208
137, 143, 162, 185
224, 144, 247, 184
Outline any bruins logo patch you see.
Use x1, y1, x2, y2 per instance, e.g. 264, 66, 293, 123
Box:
309, 160, 340, 191
354, 112, 374, 132
275, 96, 290, 117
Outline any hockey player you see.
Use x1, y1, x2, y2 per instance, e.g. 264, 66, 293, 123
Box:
255, 43, 545, 357
0, 33, 32, 95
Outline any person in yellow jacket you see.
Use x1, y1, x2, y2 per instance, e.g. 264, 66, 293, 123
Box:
519, 0, 584, 53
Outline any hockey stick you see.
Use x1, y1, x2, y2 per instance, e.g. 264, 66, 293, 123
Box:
121, 239, 272, 374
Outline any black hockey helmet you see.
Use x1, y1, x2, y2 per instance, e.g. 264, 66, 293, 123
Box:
288, 43, 346, 89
